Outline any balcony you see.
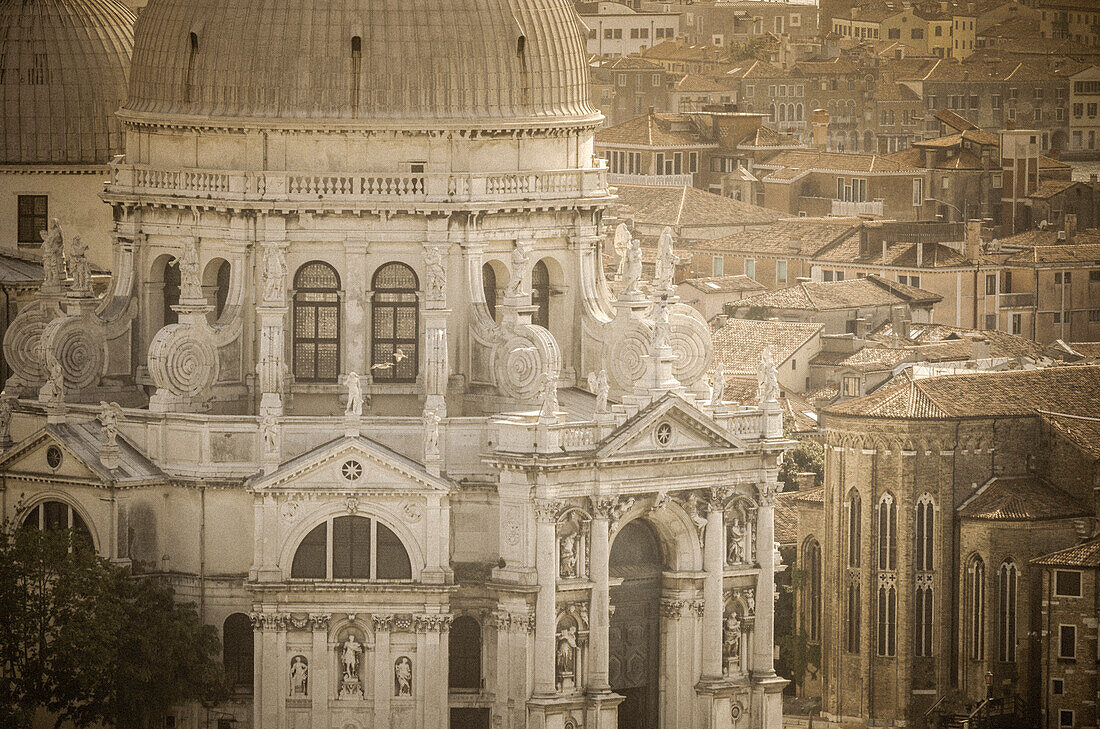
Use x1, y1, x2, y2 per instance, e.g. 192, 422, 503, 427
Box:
831, 199, 885, 217
999, 292, 1036, 308
106, 162, 611, 207
608, 172, 694, 187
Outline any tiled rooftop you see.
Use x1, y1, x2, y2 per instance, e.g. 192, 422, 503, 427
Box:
1040, 411, 1100, 462
1032, 537, 1100, 569
957, 477, 1091, 521
613, 184, 781, 229
679, 275, 766, 294
733, 275, 941, 312
597, 112, 710, 148
712, 318, 823, 375
698, 218, 860, 256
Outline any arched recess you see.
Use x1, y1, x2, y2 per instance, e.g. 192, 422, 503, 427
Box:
863, 130, 876, 153
149, 253, 180, 329
21, 496, 96, 551
293, 261, 341, 382
481, 259, 509, 325
997, 560, 1017, 663
802, 537, 822, 642
371, 262, 418, 382
967, 554, 986, 660
202, 258, 231, 325
287, 513, 416, 581
531, 258, 552, 330
449, 615, 482, 690
223, 612, 254, 693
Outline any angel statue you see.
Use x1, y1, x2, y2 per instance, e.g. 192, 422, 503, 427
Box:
587, 369, 610, 413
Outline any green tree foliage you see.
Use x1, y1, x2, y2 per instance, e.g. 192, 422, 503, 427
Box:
779, 438, 824, 489
0, 517, 227, 729
744, 304, 771, 320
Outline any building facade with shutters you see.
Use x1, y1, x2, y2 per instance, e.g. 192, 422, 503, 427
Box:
0, 2, 793, 729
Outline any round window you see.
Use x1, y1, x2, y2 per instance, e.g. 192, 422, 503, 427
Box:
655, 422, 673, 446
341, 460, 363, 481
46, 445, 63, 469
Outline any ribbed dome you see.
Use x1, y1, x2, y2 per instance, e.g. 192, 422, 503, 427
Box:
0, 0, 134, 165
124, 0, 596, 125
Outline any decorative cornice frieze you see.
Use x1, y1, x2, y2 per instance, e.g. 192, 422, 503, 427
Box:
492, 609, 537, 633
534, 498, 565, 522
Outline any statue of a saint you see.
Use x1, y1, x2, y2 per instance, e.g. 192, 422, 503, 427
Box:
727, 518, 746, 564
40, 219, 65, 291
66, 235, 91, 295
262, 247, 287, 303
424, 246, 446, 302
423, 408, 442, 459
556, 626, 577, 679
612, 223, 630, 277
344, 372, 363, 417
756, 346, 780, 404
0, 392, 14, 442
620, 238, 643, 296
394, 656, 412, 696
174, 238, 202, 301
290, 656, 308, 696
41, 360, 64, 404
340, 634, 363, 681
559, 534, 578, 578
724, 613, 742, 665
711, 363, 726, 405
652, 301, 671, 350
260, 411, 278, 453
505, 241, 530, 297
653, 226, 680, 292
98, 401, 121, 447
587, 369, 610, 414
538, 370, 558, 418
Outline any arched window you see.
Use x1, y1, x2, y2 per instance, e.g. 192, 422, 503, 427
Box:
482, 263, 498, 322
293, 262, 341, 382
878, 493, 897, 571
847, 490, 861, 568
350, 36, 362, 114
998, 561, 1017, 662
803, 539, 822, 642
22, 500, 93, 548
163, 258, 180, 326
970, 556, 985, 660
915, 584, 933, 656
531, 259, 551, 330
204, 259, 231, 322
185, 33, 198, 104
846, 579, 860, 654
290, 515, 412, 580
449, 616, 482, 690
371, 263, 418, 381
877, 585, 896, 657
223, 613, 254, 692
916, 495, 934, 572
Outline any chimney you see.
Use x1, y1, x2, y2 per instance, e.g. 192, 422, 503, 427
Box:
891, 305, 906, 338
856, 316, 872, 339
916, 241, 923, 268
1065, 213, 1077, 243
965, 220, 982, 260
1005, 117, 1015, 131
971, 337, 991, 361
812, 108, 829, 151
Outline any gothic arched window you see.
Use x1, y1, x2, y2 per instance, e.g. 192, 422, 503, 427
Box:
803, 538, 822, 642
998, 561, 1017, 662
916, 495, 934, 571
970, 556, 985, 660
371, 263, 418, 382
223, 613, 254, 692
846, 579, 860, 654
877, 585, 896, 657
22, 500, 93, 549
531, 259, 551, 330
293, 261, 341, 382
847, 490, 861, 569
915, 584, 933, 656
449, 616, 482, 690
290, 515, 412, 580
878, 493, 897, 571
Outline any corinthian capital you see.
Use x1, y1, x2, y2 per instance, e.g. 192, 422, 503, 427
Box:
533, 499, 563, 522
756, 480, 783, 506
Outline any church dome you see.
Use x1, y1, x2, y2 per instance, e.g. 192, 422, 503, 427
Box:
0, 0, 134, 165
124, 0, 596, 126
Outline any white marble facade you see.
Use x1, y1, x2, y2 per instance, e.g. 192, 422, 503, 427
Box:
0, 1, 792, 728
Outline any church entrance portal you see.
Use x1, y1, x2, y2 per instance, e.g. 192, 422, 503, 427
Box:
609, 519, 662, 729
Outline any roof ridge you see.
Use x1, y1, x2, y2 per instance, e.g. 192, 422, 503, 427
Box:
675, 185, 688, 226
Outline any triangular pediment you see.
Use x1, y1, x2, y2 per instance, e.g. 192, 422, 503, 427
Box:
249, 435, 451, 494
596, 393, 744, 460
0, 420, 163, 485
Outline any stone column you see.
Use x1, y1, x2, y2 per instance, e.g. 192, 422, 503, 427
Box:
310, 614, 329, 729
373, 616, 392, 729
702, 498, 726, 681
533, 499, 560, 696
753, 481, 780, 678
588, 506, 612, 692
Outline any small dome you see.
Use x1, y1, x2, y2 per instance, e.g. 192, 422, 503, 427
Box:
0, 0, 134, 165
124, 0, 596, 126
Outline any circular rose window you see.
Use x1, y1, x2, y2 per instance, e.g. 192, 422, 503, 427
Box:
340, 460, 363, 481
655, 422, 673, 446
46, 445, 63, 469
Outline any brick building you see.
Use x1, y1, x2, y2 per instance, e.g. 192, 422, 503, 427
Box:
798, 366, 1100, 726
676, 0, 821, 46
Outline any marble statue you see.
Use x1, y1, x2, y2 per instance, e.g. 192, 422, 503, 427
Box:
98, 401, 121, 447
620, 237, 642, 296
538, 370, 558, 418
41, 360, 64, 404
340, 634, 363, 682
711, 363, 726, 405
290, 655, 308, 696
727, 518, 746, 564
344, 372, 363, 417
262, 247, 287, 303
423, 408, 442, 459
40, 218, 65, 290
612, 223, 630, 277
587, 369, 609, 413
506, 241, 530, 297
175, 238, 201, 301
66, 235, 91, 295
261, 411, 279, 453
556, 626, 577, 679
0, 392, 14, 442
652, 301, 671, 349
394, 656, 412, 696
653, 226, 679, 292
424, 246, 446, 302
559, 533, 578, 578
724, 613, 742, 665
757, 346, 780, 404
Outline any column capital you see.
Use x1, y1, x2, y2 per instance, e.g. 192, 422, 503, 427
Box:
591, 495, 635, 530
533, 498, 564, 522
755, 479, 783, 506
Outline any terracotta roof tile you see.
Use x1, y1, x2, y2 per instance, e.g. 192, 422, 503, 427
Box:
712, 319, 823, 376
698, 218, 860, 256
958, 477, 1091, 521
793, 486, 825, 504
1032, 537, 1100, 568
1040, 411, 1100, 461
733, 275, 941, 312
775, 490, 800, 545
597, 112, 710, 148
613, 184, 781, 229
679, 275, 767, 294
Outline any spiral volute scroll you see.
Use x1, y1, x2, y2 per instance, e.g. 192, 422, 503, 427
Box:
606, 318, 651, 393
148, 324, 218, 397
493, 324, 561, 400
2, 305, 48, 386
41, 316, 106, 390
670, 303, 712, 388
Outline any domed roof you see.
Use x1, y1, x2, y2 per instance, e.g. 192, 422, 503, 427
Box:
124, 0, 596, 126
0, 0, 134, 165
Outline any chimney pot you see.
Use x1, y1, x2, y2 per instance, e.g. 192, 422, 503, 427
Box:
1065, 213, 1077, 243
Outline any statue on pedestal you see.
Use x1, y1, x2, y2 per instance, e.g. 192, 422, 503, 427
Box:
757, 346, 780, 404
66, 235, 91, 296
653, 226, 679, 293
290, 655, 308, 696
394, 656, 413, 696
587, 369, 609, 413
344, 372, 364, 417
556, 626, 577, 688
262, 247, 287, 303
620, 238, 642, 297
40, 219, 65, 291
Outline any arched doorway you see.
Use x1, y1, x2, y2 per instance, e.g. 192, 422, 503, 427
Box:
609, 519, 663, 729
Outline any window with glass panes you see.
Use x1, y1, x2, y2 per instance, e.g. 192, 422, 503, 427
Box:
371, 263, 419, 381
293, 262, 341, 382
17, 195, 48, 245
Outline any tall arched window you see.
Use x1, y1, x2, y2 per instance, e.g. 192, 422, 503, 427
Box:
998, 561, 1017, 662
293, 262, 341, 382
531, 259, 551, 330
223, 613, 254, 692
449, 616, 482, 690
371, 263, 418, 381
163, 258, 180, 326
846, 579, 860, 654
804, 539, 822, 642
878, 493, 897, 571
482, 263, 498, 322
22, 500, 93, 548
970, 556, 985, 660
877, 585, 896, 657
915, 495, 934, 572
915, 584, 933, 656
847, 490, 861, 568
290, 515, 412, 580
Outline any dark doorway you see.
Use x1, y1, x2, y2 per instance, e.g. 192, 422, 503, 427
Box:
609, 519, 663, 729
450, 707, 490, 729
